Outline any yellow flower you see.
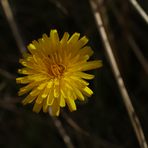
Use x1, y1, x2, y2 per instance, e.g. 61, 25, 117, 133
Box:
16, 29, 102, 116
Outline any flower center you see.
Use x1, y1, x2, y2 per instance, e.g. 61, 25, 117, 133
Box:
50, 63, 66, 77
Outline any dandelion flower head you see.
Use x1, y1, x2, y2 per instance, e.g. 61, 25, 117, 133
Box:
16, 29, 102, 116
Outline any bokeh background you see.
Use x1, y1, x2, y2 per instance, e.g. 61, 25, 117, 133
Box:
0, 0, 148, 148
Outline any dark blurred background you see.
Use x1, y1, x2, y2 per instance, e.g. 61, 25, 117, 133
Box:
0, 0, 148, 148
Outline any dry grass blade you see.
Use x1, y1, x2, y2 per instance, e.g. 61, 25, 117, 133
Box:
90, 0, 148, 148
61, 112, 124, 148
51, 115, 75, 148
62, 112, 89, 136
0, 0, 26, 53
109, 4, 148, 75
0, 68, 15, 79
129, 0, 148, 24
127, 36, 148, 75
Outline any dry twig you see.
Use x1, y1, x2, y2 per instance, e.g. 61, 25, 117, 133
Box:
90, 0, 148, 148
51, 115, 75, 148
62, 112, 89, 136
0, 0, 26, 53
109, 4, 148, 75
127, 36, 148, 75
129, 0, 148, 24
0, 68, 15, 80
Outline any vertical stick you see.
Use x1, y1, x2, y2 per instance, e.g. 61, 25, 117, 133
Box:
51, 116, 75, 148
1, 0, 26, 53
129, 0, 148, 24
90, 1, 148, 148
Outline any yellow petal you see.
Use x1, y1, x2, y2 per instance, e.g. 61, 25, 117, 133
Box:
20, 74, 47, 82
22, 94, 36, 105
73, 60, 102, 71
59, 94, 65, 107
77, 36, 88, 48
61, 89, 66, 98
30, 88, 40, 96
68, 32, 80, 44
36, 92, 44, 104
33, 102, 42, 113
47, 80, 53, 88
43, 99, 49, 113
28, 43, 36, 49
83, 86, 93, 96
16, 77, 30, 84
73, 72, 94, 80
79, 46, 93, 56
22, 52, 30, 59
19, 58, 35, 70
42, 33, 48, 39
47, 87, 54, 105
60, 32, 70, 44
70, 76, 89, 86
42, 34, 51, 54
53, 79, 60, 98
41, 86, 50, 98
37, 82, 47, 90
66, 97, 77, 112
18, 82, 37, 96
51, 100, 60, 116
32, 40, 39, 50
67, 90, 77, 110
18, 68, 36, 75
50, 29, 59, 44
64, 79, 84, 101
27, 43, 36, 55
74, 87, 84, 101
19, 59, 27, 66
54, 87, 59, 98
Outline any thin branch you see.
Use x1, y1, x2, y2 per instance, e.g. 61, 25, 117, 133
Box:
49, 0, 68, 16
51, 117, 75, 148
0, 0, 26, 53
62, 113, 124, 148
0, 68, 15, 80
127, 36, 148, 75
62, 112, 89, 136
109, 3, 148, 75
49, 109, 74, 148
0, 97, 20, 113
90, 0, 148, 148
129, 0, 148, 24
0, 82, 6, 91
